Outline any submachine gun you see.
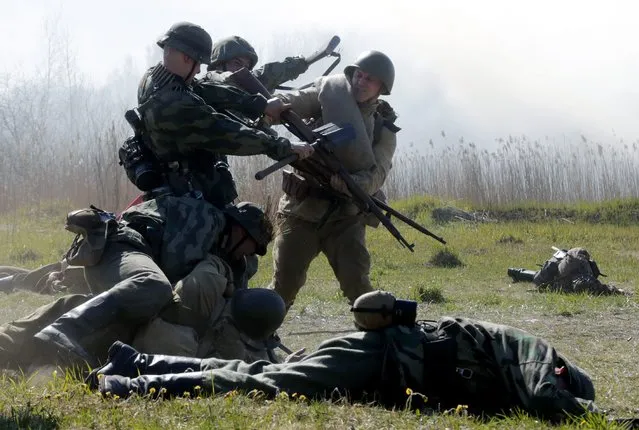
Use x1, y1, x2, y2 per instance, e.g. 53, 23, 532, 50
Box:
230, 68, 446, 252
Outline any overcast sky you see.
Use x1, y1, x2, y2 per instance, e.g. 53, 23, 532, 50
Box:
2, 0, 639, 149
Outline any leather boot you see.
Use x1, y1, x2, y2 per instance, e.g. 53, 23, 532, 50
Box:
86, 341, 205, 389
34, 290, 123, 367
100, 372, 212, 399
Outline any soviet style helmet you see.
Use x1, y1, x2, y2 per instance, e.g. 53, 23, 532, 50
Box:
224, 202, 273, 256
231, 288, 286, 340
351, 290, 397, 330
209, 36, 259, 71
344, 50, 395, 95
156, 22, 213, 64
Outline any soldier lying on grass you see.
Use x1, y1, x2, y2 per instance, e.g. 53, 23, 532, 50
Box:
90, 290, 598, 422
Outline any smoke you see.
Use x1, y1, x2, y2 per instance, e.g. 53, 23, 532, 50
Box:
2, 0, 639, 151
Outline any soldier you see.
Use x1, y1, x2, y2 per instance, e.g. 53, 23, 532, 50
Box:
0, 263, 88, 295
0, 203, 284, 369
508, 247, 627, 295
32, 22, 313, 366
205, 35, 309, 92
91, 290, 599, 422
131, 202, 286, 363
266, 50, 400, 309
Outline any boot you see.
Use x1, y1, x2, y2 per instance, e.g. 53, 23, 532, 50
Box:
86, 341, 205, 389
100, 372, 211, 399
34, 290, 123, 367
0, 275, 15, 293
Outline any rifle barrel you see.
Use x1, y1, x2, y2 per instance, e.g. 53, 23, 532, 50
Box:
371, 196, 447, 245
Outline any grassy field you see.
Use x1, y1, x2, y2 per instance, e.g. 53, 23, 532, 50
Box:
0, 198, 638, 429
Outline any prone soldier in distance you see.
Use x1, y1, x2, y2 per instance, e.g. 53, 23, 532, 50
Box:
508, 247, 627, 295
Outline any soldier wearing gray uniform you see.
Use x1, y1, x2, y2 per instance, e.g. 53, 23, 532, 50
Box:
92, 290, 598, 421
266, 51, 400, 308
33, 22, 312, 365
508, 247, 627, 295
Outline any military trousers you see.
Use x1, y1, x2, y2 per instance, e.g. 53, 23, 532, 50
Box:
0, 294, 90, 367
34, 241, 174, 363
270, 213, 372, 308
105, 329, 389, 403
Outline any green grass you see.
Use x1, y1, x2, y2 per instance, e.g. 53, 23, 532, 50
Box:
1, 198, 638, 429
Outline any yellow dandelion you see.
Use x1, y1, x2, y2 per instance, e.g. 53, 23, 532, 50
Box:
454, 404, 468, 415
113, 395, 120, 400
405, 388, 413, 395
194, 385, 202, 391
183, 391, 191, 398
159, 388, 167, 395
149, 387, 157, 395
298, 395, 307, 402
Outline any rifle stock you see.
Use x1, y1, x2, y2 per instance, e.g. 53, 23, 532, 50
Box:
304, 35, 341, 65
230, 68, 445, 250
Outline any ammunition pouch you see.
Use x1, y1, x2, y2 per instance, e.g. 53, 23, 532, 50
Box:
64, 206, 118, 267
281, 170, 311, 200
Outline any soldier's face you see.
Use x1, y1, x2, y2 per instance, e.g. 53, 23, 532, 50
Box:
225, 56, 253, 73
351, 69, 383, 103
228, 225, 259, 260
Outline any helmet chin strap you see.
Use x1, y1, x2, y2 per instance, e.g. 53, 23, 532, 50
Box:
226, 230, 250, 258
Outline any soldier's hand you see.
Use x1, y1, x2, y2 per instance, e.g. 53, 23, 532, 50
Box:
290, 142, 314, 160
330, 174, 351, 196
265, 97, 290, 121
284, 347, 306, 363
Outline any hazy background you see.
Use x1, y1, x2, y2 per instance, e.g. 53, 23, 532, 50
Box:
3, 0, 639, 145
1, 0, 639, 214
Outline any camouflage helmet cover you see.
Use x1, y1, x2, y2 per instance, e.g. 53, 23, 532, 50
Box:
344, 50, 395, 95
350, 290, 396, 330
230, 288, 286, 340
156, 22, 213, 64
209, 36, 259, 71
224, 202, 273, 256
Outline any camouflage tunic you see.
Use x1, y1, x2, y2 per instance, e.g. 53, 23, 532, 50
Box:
137, 63, 293, 206
534, 248, 627, 295
101, 318, 597, 420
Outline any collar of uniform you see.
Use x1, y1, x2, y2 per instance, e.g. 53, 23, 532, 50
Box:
150, 62, 188, 90
357, 99, 380, 116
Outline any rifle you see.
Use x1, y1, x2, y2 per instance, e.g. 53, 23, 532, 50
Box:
230, 67, 446, 250
276, 35, 342, 91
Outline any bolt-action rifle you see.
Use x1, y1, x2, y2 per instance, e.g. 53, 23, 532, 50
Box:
230, 68, 446, 251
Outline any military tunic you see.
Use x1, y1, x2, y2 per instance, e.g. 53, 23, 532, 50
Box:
269, 74, 398, 307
